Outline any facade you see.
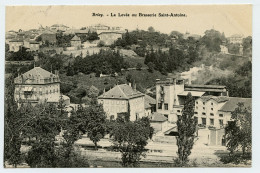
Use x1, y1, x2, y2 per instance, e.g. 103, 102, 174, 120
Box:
194, 96, 229, 128
9, 40, 24, 52
50, 24, 69, 31
24, 40, 40, 51
150, 112, 168, 133
228, 34, 243, 44
82, 40, 98, 48
70, 35, 81, 48
144, 94, 156, 117
99, 32, 122, 46
14, 67, 70, 106
98, 84, 145, 121
155, 78, 251, 128
220, 45, 228, 54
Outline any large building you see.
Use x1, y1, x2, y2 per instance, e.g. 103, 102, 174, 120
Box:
14, 67, 70, 106
228, 34, 243, 44
9, 39, 24, 52
98, 84, 145, 121
155, 78, 251, 128
99, 32, 123, 46
70, 35, 81, 48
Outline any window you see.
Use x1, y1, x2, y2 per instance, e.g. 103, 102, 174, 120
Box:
210, 113, 214, 116
202, 118, 206, 125
203, 102, 205, 105
196, 106, 198, 109
219, 114, 224, 117
202, 112, 206, 115
196, 101, 198, 104
194, 112, 198, 114
210, 119, 214, 126
164, 103, 168, 110
211, 108, 213, 111
158, 103, 162, 109
164, 114, 168, 119
203, 107, 205, 110
122, 101, 125, 105
219, 119, 223, 126
194, 117, 198, 124
211, 102, 213, 106
177, 110, 181, 113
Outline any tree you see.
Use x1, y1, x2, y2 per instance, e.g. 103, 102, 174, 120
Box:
147, 62, 155, 73
110, 117, 154, 167
136, 63, 142, 70
176, 92, 196, 165
84, 99, 107, 150
225, 103, 252, 156
148, 26, 155, 32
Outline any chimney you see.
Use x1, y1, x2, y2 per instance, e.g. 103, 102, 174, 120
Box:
129, 83, 132, 87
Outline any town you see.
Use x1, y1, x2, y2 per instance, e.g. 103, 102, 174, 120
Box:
4, 19, 252, 168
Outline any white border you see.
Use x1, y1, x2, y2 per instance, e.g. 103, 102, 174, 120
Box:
0, 1, 259, 173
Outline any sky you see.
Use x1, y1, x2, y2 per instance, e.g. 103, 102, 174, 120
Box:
6, 5, 252, 37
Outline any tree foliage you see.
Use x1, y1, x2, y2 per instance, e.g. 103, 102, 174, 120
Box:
110, 117, 154, 167
176, 92, 196, 165
225, 103, 252, 156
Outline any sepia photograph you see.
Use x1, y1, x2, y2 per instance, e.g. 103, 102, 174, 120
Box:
3, 4, 252, 168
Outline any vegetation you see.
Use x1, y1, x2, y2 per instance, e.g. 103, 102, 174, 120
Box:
5, 47, 34, 61
110, 116, 154, 167
207, 61, 252, 98
176, 92, 197, 166
225, 103, 252, 156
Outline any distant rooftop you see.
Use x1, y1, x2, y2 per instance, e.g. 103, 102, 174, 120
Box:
150, 112, 167, 122
98, 84, 144, 100
71, 35, 81, 41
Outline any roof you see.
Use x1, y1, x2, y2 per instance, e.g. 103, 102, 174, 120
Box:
9, 39, 24, 42
185, 84, 226, 93
71, 35, 81, 41
219, 97, 252, 112
144, 94, 156, 105
150, 112, 168, 122
17, 67, 58, 80
178, 91, 205, 97
98, 84, 144, 100
200, 95, 229, 103
99, 31, 123, 35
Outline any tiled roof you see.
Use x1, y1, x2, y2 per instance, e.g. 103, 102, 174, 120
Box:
219, 97, 252, 112
150, 112, 167, 122
20, 67, 58, 80
144, 94, 156, 105
98, 84, 144, 99
71, 35, 81, 41
200, 95, 229, 103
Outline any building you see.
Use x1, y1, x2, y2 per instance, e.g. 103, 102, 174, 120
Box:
228, 34, 243, 44
98, 84, 145, 121
14, 67, 70, 106
150, 112, 168, 133
70, 35, 82, 48
82, 40, 99, 48
24, 39, 40, 51
194, 96, 229, 128
50, 24, 69, 31
98, 32, 123, 46
144, 94, 156, 117
40, 31, 57, 44
220, 45, 229, 54
155, 78, 251, 128
9, 39, 24, 52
